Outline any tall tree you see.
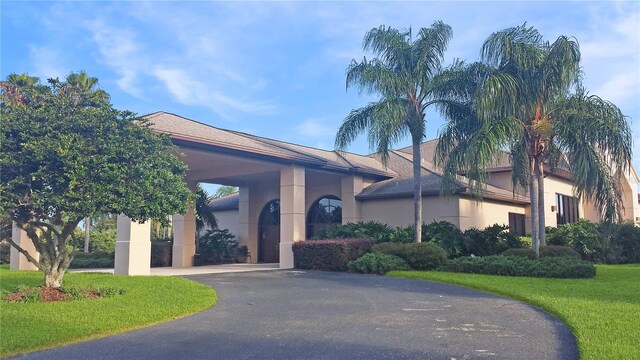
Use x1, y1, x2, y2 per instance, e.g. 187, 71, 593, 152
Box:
64, 71, 106, 253
436, 24, 632, 255
195, 184, 218, 234
335, 22, 457, 242
1, 73, 192, 287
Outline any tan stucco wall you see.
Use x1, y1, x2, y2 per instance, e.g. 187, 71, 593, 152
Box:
215, 209, 240, 237
361, 196, 461, 228
458, 197, 526, 230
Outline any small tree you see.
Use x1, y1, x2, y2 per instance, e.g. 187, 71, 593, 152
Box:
0, 73, 192, 287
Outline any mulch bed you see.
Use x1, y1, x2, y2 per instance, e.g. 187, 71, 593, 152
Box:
6, 287, 101, 303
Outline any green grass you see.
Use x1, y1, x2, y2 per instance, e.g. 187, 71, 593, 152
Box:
0, 268, 216, 357
388, 264, 640, 360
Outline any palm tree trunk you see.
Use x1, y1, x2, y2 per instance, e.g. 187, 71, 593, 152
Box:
412, 140, 423, 243
84, 217, 91, 252
537, 160, 546, 247
530, 161, 540, 256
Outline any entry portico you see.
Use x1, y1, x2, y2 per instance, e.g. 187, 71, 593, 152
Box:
110, 112, 394, 275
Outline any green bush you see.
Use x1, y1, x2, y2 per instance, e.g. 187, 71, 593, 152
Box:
501, 248, 536, 259
539, 245, 581, 259
547, 220, 640, 263
0, 241, 10, 264
348, 252, 411, 274
88, 229, 116, 252
293, 238, 374, 271
519, 236, 532, 248
69, 251, 114, 269
598, 221, 640, 263
439, 255, 596, 278
151, 240, 172, 267
423, 221, 467, 257
463, 224, 522, 257
196, 229, 239, 265
372, 242, 447, 270
313, 221, 395, 243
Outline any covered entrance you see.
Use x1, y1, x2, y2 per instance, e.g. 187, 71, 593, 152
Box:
258, 200, 280, 263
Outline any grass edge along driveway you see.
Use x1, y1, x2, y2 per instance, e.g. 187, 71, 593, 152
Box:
0, 268, 217, 358
388, 264, 640, 360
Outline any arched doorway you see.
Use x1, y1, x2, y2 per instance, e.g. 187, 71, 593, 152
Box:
258, 199, 280, 263
307, 196, 342, 239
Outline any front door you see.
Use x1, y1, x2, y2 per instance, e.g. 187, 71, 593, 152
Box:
258, 200, 280, 263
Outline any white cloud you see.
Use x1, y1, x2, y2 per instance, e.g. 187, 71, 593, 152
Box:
295, 119, 335, 138
27, 45, 65, 80
86, 19, 142, 97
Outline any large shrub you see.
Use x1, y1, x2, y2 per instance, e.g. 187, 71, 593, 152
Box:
423, 221, 467, 257
598, 221, 640, 263
293, 238, 374, 271
197, 229, 240, 265
313, 221, 394, 243
372, 242, 447, 270
88, 229, 116, 253
347, 253, 411, 274
439, 256, 595, 278
463, 224, 522, 257
500, 248, 536, 259
539, 245, 580, 259
547, 220, 640, 263
69, 251, 114, 269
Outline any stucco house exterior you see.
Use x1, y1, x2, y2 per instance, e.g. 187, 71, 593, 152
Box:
10, 111, 640, 274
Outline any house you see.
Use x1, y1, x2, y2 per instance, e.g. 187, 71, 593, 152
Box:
9, 112, 639, 273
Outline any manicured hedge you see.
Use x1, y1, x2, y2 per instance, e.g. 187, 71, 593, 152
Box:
293, 238, 374, 271
372, 242, 447, 270
501, 245, 580, 259
69, 251, 115, 269
348, 252, 410, 274
439, 255, 596, 278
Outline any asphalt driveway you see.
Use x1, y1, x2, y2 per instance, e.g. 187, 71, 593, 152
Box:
12, 270, 578, 360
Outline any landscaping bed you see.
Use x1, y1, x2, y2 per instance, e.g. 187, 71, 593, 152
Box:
0, 267, 217, 357
388, 264, 640, 360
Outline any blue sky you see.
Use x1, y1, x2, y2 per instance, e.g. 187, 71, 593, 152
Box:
2, 1, 639, 189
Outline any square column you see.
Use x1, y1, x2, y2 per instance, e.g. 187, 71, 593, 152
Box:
115, 215, 151, 275
280, 166, 305, 269
10, 222, 40, 271
172, 208, 196, 267
341, 175, 363, 224
237, 187, 259, 263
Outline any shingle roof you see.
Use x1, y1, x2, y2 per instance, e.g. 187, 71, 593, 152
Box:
209, 192, 239, 211
144, 112, 395, 178
357, 150, 530, 204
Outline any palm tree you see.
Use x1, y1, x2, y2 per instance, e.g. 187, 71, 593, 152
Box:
195, 184, 218, 234
335, 22, 457, 243
0, 73, 40, 107
436, 24, 632, 255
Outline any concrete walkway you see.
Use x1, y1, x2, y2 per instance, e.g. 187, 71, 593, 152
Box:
14, 271, 578, 360
70, 263, 280, 276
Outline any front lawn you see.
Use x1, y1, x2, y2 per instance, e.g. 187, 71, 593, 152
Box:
0, 268, 217, 357
388, 264, 640, 360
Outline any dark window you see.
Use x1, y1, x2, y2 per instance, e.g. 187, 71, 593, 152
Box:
556, 193, 579, 225
306, 196, 342, 239
508, 213, 526, 236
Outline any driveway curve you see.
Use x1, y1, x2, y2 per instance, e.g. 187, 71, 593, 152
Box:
13, 270, 578, 360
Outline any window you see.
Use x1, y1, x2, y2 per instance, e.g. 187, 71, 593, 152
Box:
508, 213, 526, 236
556, 193, 579, 225
306, 196, 342, 239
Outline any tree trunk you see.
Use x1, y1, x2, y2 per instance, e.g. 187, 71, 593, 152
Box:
84, 216, 91, 252
44, 269, 64, 288
537, 160, 546, 247
412, 140, 423, 243
530, 161, 540, 257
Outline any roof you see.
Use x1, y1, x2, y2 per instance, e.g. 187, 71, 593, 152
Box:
144, 112, 396, 179
357, 150, 530, 204
209, 192, 240, 211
